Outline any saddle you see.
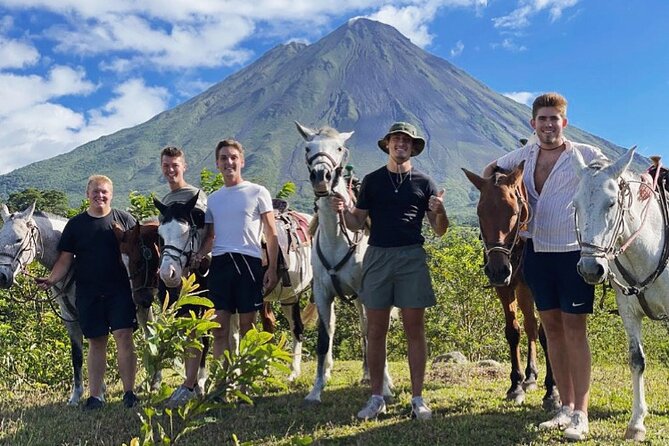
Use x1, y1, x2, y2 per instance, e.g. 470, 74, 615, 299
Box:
264, 200, 312, 287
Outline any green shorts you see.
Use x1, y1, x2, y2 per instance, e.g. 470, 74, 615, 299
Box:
359, 244, 436, 309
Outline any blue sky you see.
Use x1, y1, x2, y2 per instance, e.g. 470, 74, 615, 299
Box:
0, 0, 667, 174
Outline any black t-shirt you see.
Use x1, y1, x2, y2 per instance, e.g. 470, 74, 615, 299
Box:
357, 166, 438, 247
58, 208, 136, 297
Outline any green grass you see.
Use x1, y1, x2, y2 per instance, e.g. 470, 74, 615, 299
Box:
3, 360, 669, 445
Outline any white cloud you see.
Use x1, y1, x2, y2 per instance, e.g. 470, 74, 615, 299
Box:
450, 40, 464, 57
503, 91, 537, 107
493, 0, 579, 29
0, 38, 40, 69
0, 66, 95, 115
0, 77, 169, 174
491, 38, 527, 52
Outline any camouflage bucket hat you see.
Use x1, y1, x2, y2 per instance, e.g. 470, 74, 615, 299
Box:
377, 121, 426, 156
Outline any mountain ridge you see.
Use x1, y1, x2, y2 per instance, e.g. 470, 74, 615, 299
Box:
0, 18, 636, 221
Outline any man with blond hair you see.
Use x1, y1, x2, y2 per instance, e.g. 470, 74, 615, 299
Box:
37, 175, 139, 410
483, 93, 603, 441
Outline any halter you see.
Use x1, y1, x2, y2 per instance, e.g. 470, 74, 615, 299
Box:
307, 143, 361, 304
128, 234, 159, 293
576, 172, 669, 321
0, 219, 42, 274
160, 223, 199, 272
305, 147, 349, 198
480, 185, 531, 259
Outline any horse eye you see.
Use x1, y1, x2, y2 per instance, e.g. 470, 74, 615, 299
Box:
337, 147, 343, 152
305, 147, 310, 153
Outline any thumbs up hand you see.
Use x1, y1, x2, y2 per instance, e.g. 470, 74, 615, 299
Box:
429, 189, 446, 214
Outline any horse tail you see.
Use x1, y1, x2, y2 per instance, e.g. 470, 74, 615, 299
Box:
301, 301, 319, 328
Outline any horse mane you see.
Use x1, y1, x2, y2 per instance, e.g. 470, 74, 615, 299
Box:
315, 127, 340, 138
34, 210, 68, 222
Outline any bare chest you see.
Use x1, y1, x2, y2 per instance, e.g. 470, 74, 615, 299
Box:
534, 149, 564, 194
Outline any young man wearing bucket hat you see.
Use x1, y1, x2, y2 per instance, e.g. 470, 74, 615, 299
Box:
331, 121, 449, 420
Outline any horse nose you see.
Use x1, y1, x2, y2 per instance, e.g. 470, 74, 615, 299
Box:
577, 258, 606, 284
0, 271, 12, 288
484, 262, 512, 287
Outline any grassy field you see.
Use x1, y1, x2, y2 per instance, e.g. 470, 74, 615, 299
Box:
2, 359, 669, 446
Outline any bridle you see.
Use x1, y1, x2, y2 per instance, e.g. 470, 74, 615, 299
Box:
480, 185, 531, 260
0, 219, 42, 275
305, 145, 349, 198
159, 220, 199, 273
576, 172, 669, 321
127, 233, 159, 293
306, 142, 361, 304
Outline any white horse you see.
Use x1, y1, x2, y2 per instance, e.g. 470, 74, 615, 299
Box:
0, 203, 84, 405
296, 121, 393, 404
573, 148, 669, 441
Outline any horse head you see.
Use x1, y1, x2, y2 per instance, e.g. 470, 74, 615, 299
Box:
114, 221, 160, 308
573, 148, 636, 285
154, 193, 201, 288
463, 162, 528, 287
296, 121, 354, 197
0, 202, 40, 288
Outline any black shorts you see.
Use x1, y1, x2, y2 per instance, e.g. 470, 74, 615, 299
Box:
208, 253, 264, 314
76, 289, 137, 339
523, 239, 595, 314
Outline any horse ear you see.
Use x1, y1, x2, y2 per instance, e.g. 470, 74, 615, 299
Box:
605, 146, 636, 179
506, 161, 525, 186
0, 204, 10, 222
462, 168, 486, 191
572, 147, 588, 177
295, 121, 316, 141
184, 192, 199, 212
153, 197, 167, 215
339, 131, 354, 143
19, 201, 36, 220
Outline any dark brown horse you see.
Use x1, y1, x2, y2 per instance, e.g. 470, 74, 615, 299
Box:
463, 162, 559, 410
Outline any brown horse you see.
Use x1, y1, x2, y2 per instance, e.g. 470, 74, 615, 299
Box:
463, 161, 559, 410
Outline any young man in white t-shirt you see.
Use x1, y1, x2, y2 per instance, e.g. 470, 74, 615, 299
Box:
194, 139, 278, 358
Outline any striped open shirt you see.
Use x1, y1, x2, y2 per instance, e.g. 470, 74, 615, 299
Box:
496, 139, 604, 253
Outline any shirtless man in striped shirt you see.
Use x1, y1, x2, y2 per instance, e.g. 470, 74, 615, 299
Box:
483, 92, 603, 442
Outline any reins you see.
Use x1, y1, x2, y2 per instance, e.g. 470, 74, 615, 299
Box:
577, 167, 669, 321
307, 145, 361, 304
160, 223, 199, 273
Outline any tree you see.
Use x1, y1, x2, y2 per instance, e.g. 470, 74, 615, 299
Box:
6, 188, 70, 216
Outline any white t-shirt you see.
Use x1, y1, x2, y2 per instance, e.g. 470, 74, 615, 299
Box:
205, 181, 273, 259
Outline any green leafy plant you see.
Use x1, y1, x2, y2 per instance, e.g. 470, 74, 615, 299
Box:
127, 275, 292, 445
199, 168, 224, 195
128, 191, 159, 221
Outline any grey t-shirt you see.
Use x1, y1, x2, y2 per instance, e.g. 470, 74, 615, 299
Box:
161, 185, 208, 227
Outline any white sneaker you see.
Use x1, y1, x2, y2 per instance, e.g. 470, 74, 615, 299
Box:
357, 395, 386, 420
411, 396, 432, 420
539, 405, 573, 430
564, 410, 589, 441
166, 385, 196, 409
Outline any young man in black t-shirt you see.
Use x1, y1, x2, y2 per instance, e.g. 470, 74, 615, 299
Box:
331, 122, 449, 420
37, 175, 138, 410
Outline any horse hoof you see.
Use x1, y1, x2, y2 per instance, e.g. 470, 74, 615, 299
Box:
383, 394, 395, 404
522, 380, 538, 392
624, 427, 646, 442
67, 398, 79, 407
303, 397, 321, 406
506, 392, 525, 405
542, 392, 561, 412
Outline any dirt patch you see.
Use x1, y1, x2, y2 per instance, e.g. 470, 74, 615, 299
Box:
427, 362, 505, 385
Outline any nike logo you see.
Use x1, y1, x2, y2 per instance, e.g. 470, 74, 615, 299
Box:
572, 302, 586, 307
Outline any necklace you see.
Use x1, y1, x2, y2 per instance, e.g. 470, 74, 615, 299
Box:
387, 168, 411, 193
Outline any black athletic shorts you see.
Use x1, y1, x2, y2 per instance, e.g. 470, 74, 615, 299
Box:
208, 253, 264, 314
76, 290, 137, 339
